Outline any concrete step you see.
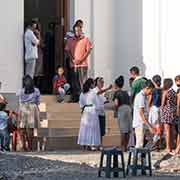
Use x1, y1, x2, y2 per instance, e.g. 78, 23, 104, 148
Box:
36, 95, 121, 150
35, 128, 120, 137
33, 135, 121, 150
47, 112, 81, 121
41, 95, 71, 104
47, 120, 119, 129
46, 103, 81, 113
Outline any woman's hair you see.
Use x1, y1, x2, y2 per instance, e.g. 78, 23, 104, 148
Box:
75, 19, 83, 27
130, 66, 140, 75
115, 76, 124, 88
23, 75, 35, 94
83, 78, 94, 94
175, 75, 180, 81
73, 24, 81, 32
0, 102, 6, 111
143, 79, 155, 89
152, 75, 161, 87
94, 77, 103, 87
163, 78, 173, 90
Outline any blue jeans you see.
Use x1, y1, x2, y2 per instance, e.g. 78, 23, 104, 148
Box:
0, 128, 9, 150
58, 83, 70, 100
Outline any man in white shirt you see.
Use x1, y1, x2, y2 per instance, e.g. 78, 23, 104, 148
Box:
24, 21, 39, 78
133, 80, 155, 148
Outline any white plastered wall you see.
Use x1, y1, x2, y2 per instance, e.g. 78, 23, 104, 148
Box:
0, 0, 24, 93
70, 0, 143, 88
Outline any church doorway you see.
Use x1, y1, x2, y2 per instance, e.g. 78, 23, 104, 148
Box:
24, 0, 68, 94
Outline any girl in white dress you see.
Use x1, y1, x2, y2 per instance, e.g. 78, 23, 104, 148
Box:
78, 78, 101, 150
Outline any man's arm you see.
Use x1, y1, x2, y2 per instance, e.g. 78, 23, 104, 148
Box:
139, 107, 155, 133
31, 31, 39, 46
96, 85, 112, 95
75, 38, 93, 64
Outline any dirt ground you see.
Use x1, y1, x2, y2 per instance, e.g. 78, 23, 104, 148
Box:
0, 150, 180, 180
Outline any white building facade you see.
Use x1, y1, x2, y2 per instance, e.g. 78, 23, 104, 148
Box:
0, 0, 180, 95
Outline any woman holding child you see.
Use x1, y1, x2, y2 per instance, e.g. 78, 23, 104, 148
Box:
17, 75, 40, 151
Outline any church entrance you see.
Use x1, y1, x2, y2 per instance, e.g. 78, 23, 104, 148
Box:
24, 0, 68, 94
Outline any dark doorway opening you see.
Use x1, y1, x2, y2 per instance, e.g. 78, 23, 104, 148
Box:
24, 0, 67, 94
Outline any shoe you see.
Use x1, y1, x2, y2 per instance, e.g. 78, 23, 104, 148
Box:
91, 147, 97, 151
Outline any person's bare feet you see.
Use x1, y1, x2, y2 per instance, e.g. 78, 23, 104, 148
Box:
164, 148, 172, 154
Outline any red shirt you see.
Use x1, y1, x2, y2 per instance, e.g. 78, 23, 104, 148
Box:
53, 75, 66, 93
65, 36, 92, 68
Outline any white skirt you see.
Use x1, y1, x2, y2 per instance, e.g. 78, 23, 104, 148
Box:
77, 107, 101, 146
148, 106, 160, 125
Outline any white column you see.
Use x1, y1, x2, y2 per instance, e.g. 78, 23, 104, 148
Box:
161, 0, 180, 79
0, 0, 24, 93
143, 0, 162, 78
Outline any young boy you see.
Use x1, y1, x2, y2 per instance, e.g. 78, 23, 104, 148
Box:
129, 66, 146, 104
53, 66, 70, 102
133, 80, 155, 148
0, 102, 9, 151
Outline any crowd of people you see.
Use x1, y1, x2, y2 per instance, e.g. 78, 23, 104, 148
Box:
77, 66, 180, 156
0, 18, 180, 155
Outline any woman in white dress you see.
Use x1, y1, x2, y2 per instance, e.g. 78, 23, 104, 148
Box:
78, 78, 101, 150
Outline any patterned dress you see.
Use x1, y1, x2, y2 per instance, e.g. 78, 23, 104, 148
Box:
16, 88, 40, 129
161, 89, 177, 124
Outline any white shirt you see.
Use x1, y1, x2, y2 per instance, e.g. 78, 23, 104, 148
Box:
93, 87, 106, 116
24, 28, 39, 60
133, 90, 148, 128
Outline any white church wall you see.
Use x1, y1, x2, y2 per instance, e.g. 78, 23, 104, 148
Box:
72, 0, 143, 88
0, 0, 24, 93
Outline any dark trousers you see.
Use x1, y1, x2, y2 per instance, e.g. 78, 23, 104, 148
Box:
0, 128, 9, 150
70, 68, 81, 102
99, 115, 106, 137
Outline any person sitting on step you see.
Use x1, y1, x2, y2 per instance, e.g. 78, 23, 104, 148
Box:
53, 66, 70, 103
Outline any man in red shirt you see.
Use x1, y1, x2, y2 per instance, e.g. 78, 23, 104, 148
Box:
65, 24, 92, 102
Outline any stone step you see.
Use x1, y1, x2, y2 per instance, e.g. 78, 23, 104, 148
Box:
47, 120, 119, 129
46, 103, 81, 113
33, 135, 121, 150
47, 112, 81, 121
40, 95, 71, 104
35, 128, 120, 137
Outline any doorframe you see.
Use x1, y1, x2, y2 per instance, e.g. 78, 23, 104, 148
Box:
23, 0, 69, 71
54, 0, 69, 68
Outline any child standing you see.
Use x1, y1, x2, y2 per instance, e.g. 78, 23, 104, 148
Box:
53, 66, 70, 102
160, 78, 177, 153
0, 103, 9, 151
133, 80, 155, 148
145, 75, 162, 149
148, 75, 162, 130
94, 77, 112, 147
